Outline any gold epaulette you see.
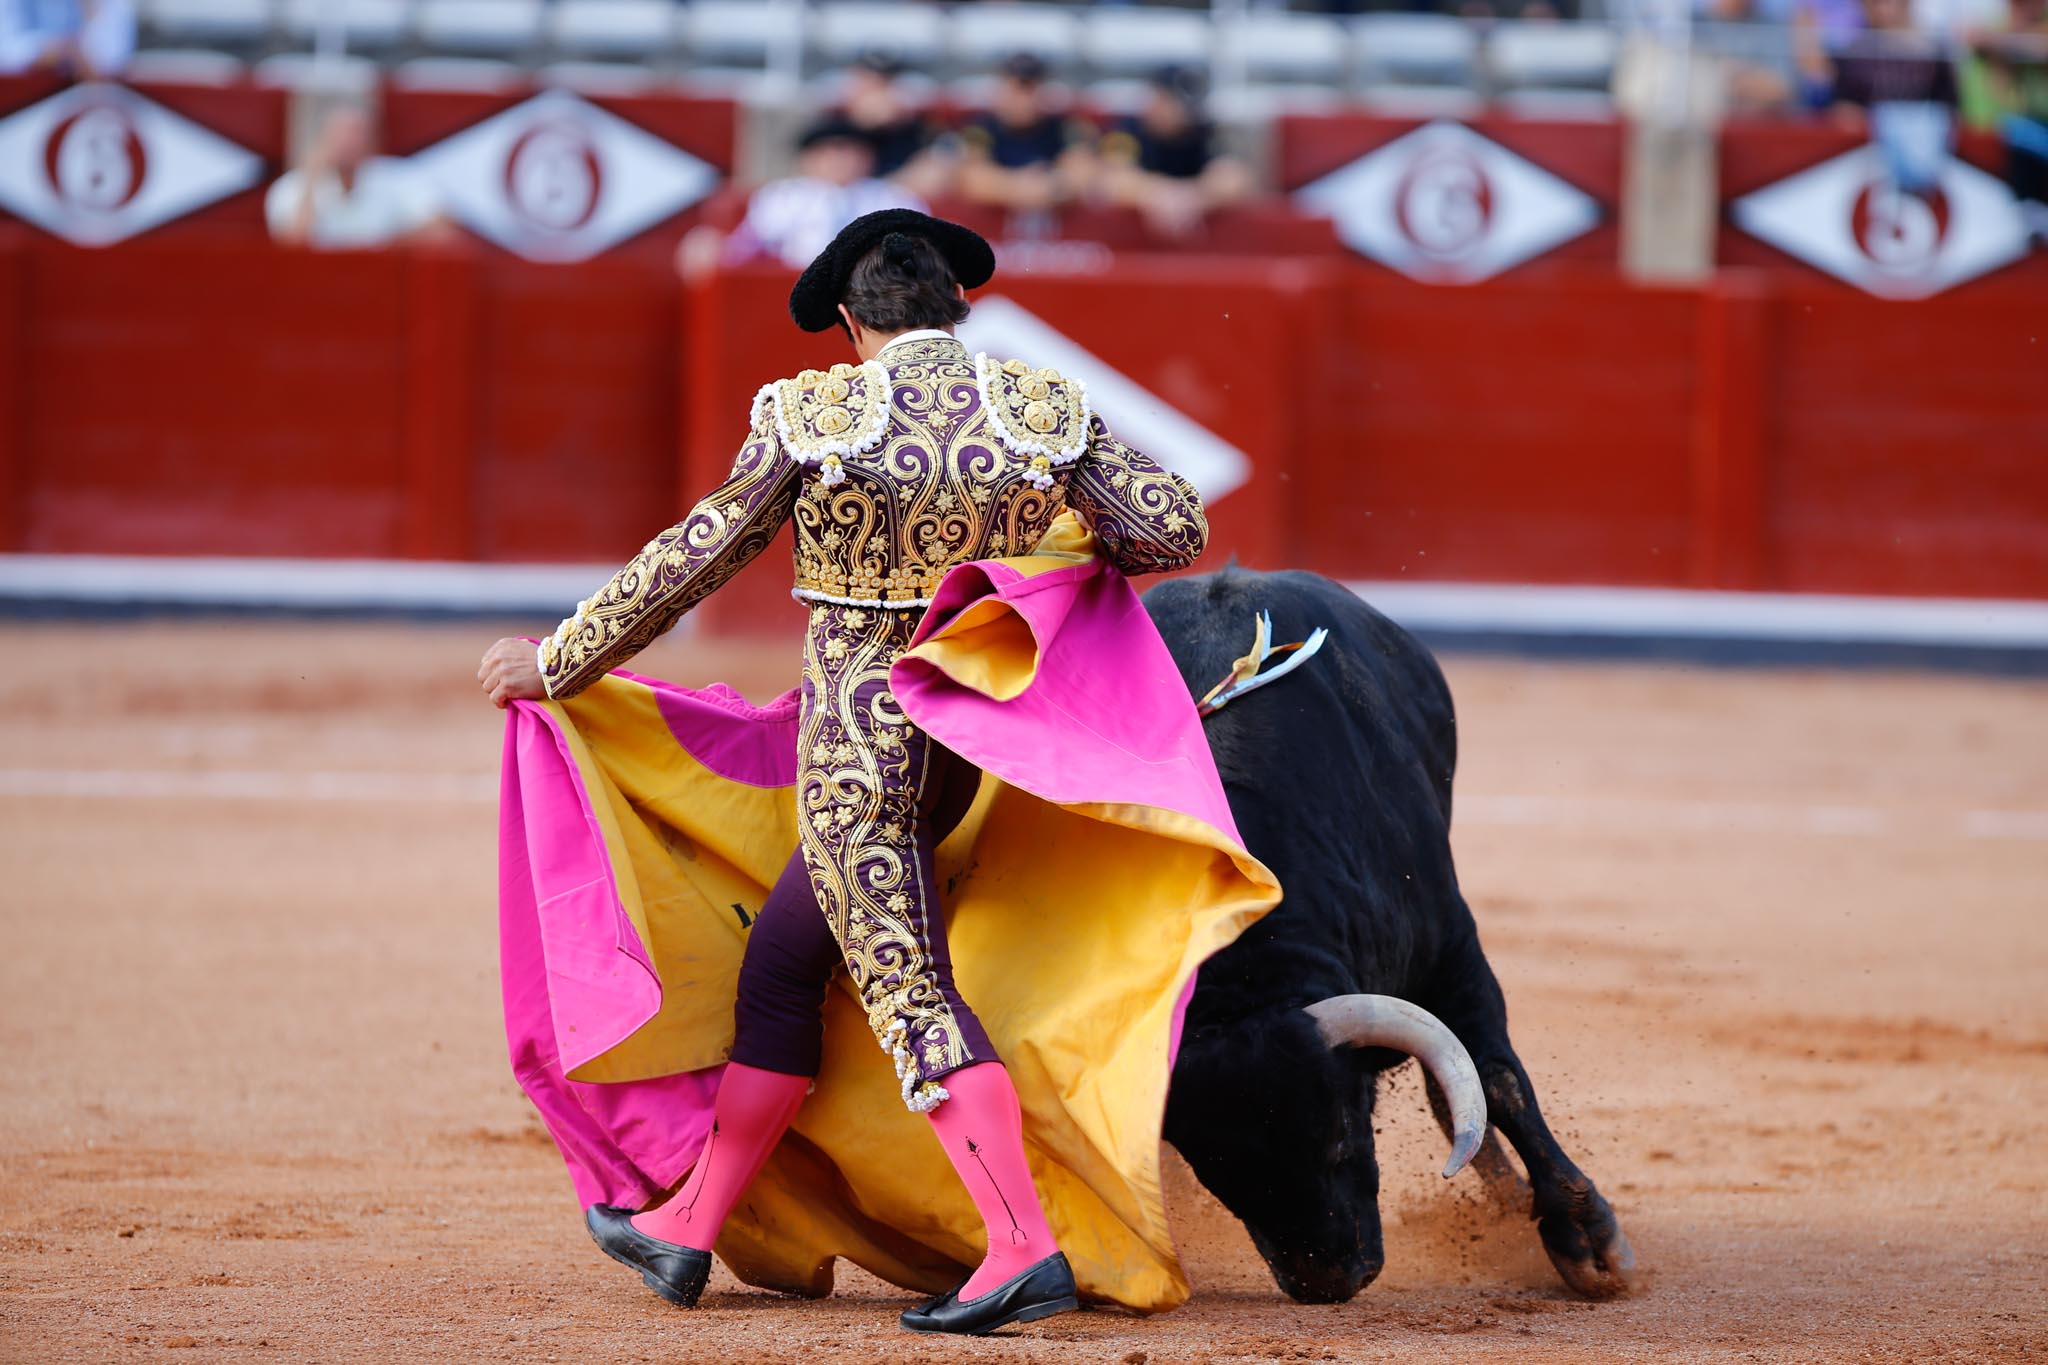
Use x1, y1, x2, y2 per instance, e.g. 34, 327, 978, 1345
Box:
973, 354, 1092, 489
750, 359, 891, 487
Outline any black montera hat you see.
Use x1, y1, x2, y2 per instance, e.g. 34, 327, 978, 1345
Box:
787, 208, 996, 333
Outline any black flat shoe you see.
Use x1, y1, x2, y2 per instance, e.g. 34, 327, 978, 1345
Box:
584, 1204, 712, 1308
899, 1253, 1079, 1335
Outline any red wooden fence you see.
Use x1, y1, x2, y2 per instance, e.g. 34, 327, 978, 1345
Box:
2, 233, 2042, 624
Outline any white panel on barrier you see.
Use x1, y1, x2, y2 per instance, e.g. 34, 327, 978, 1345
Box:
1293, 119, 1599, 283
1732, 145, 2030, 299
406, 88, 717, 262
0, 82, 263, 246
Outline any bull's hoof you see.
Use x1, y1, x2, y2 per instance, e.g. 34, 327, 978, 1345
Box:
1534, 1181, 1637, 1300
1546, 1222, 1636, 1299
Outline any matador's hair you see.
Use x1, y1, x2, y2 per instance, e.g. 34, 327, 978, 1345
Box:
838, 231, 971, 338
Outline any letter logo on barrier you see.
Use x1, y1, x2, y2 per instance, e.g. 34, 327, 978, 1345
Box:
0, 84, 261, 246
1293, 121, 1598, 283
408, 90, 717, 262
1731, 145, 2028, 298
958, 296, 1251, 502
503, 119, 603, 234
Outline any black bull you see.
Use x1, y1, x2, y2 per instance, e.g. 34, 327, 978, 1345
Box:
1147, 567, 1637, 1304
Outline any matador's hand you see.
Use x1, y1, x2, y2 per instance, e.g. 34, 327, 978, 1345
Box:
478, 637, 547, 708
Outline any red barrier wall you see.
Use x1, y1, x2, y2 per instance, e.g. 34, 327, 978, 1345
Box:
17, 235, 412, 556
1, 232, 684, 563
1306, 268, 1700, 586
1761, 279, 2048, 595
3, 235, 2043, 614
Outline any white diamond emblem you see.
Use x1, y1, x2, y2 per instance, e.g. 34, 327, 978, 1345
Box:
1732, 144, 2030, 299
1294, 120, 1600, 282
0, 83, 263, 246
407, 90, 718, 263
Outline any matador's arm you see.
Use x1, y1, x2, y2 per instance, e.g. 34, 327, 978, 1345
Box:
539, 412, 797, 700
1064, 414, 1210, 576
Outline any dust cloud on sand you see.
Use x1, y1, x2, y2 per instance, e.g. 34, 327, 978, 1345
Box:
1, 622, 2043, 1363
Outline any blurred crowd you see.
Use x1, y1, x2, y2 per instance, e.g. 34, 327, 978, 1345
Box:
688, 52, 1252, 272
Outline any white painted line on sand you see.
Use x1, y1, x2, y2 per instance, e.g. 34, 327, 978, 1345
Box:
0, 555, 615, 614
3, 555, 2045, 651
1457, 794, 1896, 838
0, 768, 497, 803
1, 769, 2042, 841
1347, 581, 2048, 649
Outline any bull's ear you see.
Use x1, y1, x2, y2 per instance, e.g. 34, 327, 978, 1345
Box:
1304, 995, 1486, 1179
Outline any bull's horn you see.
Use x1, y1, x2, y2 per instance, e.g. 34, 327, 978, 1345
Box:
1303, 995, 1487, 1180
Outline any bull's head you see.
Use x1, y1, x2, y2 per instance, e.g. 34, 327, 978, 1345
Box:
1166, 995, 1485, 1304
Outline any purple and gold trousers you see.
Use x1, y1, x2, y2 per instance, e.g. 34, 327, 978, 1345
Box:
729, 604, 998, 1111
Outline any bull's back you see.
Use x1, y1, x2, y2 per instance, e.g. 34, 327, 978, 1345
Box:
1143, 566, 1466, 1018
1142, 567, 1456, 813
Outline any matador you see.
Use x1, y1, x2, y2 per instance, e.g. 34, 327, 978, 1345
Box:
477, 210, 1209, 1336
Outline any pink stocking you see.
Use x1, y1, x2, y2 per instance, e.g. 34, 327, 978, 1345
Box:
925, 1061, 1062, 1301
632, 1062, 808, 1252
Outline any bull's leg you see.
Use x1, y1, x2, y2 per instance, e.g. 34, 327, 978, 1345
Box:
1422, 935, 1636, 1300
1424, 1073, 1528, 1208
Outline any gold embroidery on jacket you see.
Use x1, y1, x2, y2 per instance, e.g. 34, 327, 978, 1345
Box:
789, 340, 1071, 608
974, 355, 1091, 485
1067, 415, 1210, 576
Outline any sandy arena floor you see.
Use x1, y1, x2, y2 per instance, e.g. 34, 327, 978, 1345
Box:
0, 620, 2043, 1364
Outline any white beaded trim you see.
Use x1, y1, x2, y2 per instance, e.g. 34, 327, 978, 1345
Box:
537, 594, 596, 694
791, 587, 934, 609
973, 353, 1092, 488
881, 1018, 951, 1112
751, 359, 892, 487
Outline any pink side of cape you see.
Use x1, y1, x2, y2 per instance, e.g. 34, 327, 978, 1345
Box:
497, 565, 1217, 1210
892, 555, 1243, 844
499, 704, 697, 1208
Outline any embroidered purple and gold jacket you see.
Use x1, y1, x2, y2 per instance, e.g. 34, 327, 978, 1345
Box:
536, 331, 1207, 1108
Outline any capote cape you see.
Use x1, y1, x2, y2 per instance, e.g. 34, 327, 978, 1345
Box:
496, 513, 1279, 1311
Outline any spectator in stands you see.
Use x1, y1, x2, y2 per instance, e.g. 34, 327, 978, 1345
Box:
1961, 0, 2048, 236
1798, 0, 1959, 189
955, 53, 1095, 213
266, 105, 449, 251
706, 115, 925, 271
839, 52, 950, 200
1094, 66, 1253, 240
0, 0, 133, 76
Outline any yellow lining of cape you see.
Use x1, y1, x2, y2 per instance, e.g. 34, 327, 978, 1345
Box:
551, 682, 796, 1084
